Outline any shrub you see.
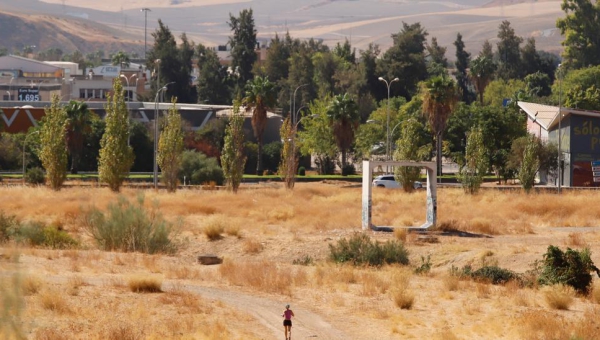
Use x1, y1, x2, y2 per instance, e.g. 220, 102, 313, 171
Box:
341, 163, 355, 176
414, 255, 432, 275
470, 266, 517, 284
82, 194, 180, 254
42, 226, 79, 249
536, 245, 600, 294
25, 167, 45, 185
262, 141, 282, 173
128, 275, 163, 293
329, 233, 409, 266
0, 211, 19, 243
14, 221, 46, 246
392, 288, 414, 309
297, 166, 306, 176
544, 284, 575, 310
179, 150, 224, 185
292, 255, 314, 266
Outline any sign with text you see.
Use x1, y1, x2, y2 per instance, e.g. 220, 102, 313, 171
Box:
18, 88, 40, 102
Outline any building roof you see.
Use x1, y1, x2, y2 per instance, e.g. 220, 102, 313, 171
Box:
518, 101, 600, 131
0, 55, 62, 74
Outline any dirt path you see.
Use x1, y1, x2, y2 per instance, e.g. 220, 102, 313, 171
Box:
174, 283, 347, 340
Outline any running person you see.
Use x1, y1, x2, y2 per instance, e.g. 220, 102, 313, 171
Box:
282, 304, 295, 340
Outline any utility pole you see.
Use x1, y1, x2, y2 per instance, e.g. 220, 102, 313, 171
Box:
141, 8, 151, 61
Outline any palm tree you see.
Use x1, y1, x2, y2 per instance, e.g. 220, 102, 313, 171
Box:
326, 93, 360, 174
469, 56, 496, 104
243, 76, 277, 175
65, 100, 95, 174
421, 76, 457, 178
111, 51, 131, 69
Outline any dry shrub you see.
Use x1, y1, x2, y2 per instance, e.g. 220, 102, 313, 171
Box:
360, 272, 391, 296
167, 265, 200, 280
519, 311, 568, 340
468, 217, 497, 235
202, 216, 226, 241
67, 276, 86, 296
39, 288, 70, 313
127, 275, 163, 293
436, 219, 462, 232
219, 259, 299, 296
267, 205, 294, 222
394, 228, 407, 242
442, 274, 460, 292
544, 284, 574, 310
22, 275, 43, 295
242, 239, 264, 254
475, 282, 491, 298
102, 322, 143, 340
566, 232, 586, 247
225, 224, 241, 238
391, 288, 414, 309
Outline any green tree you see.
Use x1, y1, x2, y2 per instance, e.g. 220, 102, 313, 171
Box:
243, 76, 277, 174
263, 34, 290, 83
556, 0, 600, 69
377, 22, 429, 100
394, 118, 430, 192
517, 135, 540, 193
157, 99, 184, 192
427, 37, 448, 77
469, 56, 496, 104
459, 126, 488, 194
146, 21, 195, 103
525, 71, 552, 98
564, 85, 600, 110
552, 65, 600, 105
298, 97, 337, 175
39, 94, 68, 190
279, 117, 297, 189
65, 100, 94, 174
483, 79, 526, 107
496, 20, 523, 80
221, 101, 246, 193
229, 9, 257, 94
287, 45, 317, 112
197, 44, 232, 104
520, 38, 541, 77
327, 93, 360, 173
454, 33, 472, 103
333, 38, 356, 64
421, 75, 457, 177
98, 79, 134, 192
111, 51, 130, 68
481, 40, 494, 59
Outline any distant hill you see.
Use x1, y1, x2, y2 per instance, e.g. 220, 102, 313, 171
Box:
1, 0, 566, 58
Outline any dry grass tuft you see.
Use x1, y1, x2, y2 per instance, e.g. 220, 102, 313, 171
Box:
34, 327, 72, 340
102, 322, 143, 340
391, 288, 414, 309
219, 259, 301, 296
468, 217, 497, 235
39, 288, 70, 313
22, 275, 43, 296
242, 239, 264, 254
544, 284, 575, 310
442, 274, 460, 292
225, 224, 241, 238
393, 228, 407, 242
159, 287, 206, 313
202, 216, 226, 241
127, 275, 163, 293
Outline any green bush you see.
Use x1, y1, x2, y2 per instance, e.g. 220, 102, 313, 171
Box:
25, 167, 45, 185
262, 141, 282, 173
179, 150, 224, 185
341, 163, 356, 176
0, 211, 19, 243
292, 255, 314, 266
470, 266, 517, 284
536, 245, 600, 294
329, 233, 409, 266
83, 194, 180, 254
14, 221, 46, 246
297, 166, 306, 176
414, 255, 432, 275
42, 226, 79, 249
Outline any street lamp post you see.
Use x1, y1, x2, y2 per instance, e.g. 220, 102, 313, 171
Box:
119, 74, 138, 102
557, 64, 563, 193
378, 77, 399, 163
292, 84, 308, 126
141, 8, 151, 60
153, 82, 175, 189
8, 76, 14, 101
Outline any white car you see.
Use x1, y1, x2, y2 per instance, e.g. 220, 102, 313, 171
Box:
372, 175, 423, 189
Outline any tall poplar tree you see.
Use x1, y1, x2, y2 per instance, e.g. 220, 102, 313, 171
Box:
221, 100, 246, 193
39, 94, 68, 190
98, 79, 134, 192
158, 99, 184, 192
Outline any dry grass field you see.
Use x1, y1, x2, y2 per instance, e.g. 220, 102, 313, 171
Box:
2, 183, 600, 339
